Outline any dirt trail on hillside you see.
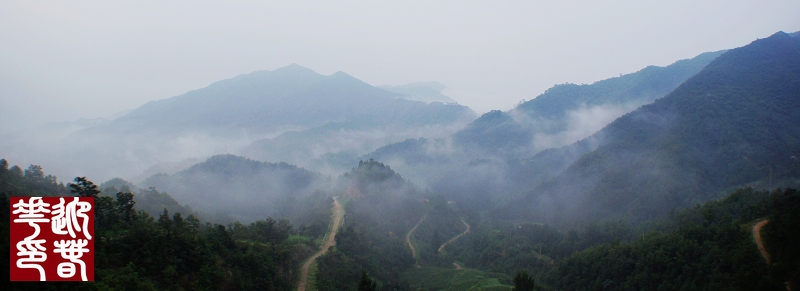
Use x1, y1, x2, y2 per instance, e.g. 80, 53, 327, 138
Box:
753, 219, 770, 264
453, 262, 463, 270
438, 218, 470, 253
297, 197, 344, 291
753, 219, 793, 291
406, 214, 427, 267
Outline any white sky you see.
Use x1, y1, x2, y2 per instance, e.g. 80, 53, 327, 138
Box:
1, 1, 798, 134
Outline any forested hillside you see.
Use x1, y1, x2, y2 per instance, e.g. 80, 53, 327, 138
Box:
362, 49, 724, 204
2, 159, 321, 290
454, 50, 724, 158
141, 154, 324, 222
544, 188, 799, 290
503, 31, 800, 226
315, 159, 423, 290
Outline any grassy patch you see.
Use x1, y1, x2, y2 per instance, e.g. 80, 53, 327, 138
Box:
305, 262, 319, 291
288, 234, 312, 245
402, 266, 513, 291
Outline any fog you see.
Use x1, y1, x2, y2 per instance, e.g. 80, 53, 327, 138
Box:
3, 22, 800, 289
2, 1, 799, 135
532, 102, 643, 152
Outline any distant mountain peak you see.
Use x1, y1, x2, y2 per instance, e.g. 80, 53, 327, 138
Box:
329, 71, 353, 77
270, 63, 320, 75
378, 81, 457, 104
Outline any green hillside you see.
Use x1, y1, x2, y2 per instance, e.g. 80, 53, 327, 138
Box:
507, 32, 800, 225
453, 50, 724, 157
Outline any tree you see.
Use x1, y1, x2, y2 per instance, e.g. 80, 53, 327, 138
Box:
115, 191, 136, 222
69, 177, 100, 197
358, 269, 378, 291
513, 270, 536, 291
24, 164, 44, 181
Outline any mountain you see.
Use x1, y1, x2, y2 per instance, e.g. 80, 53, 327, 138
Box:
235, 76, 475, 173
141, 154, 323, 222
107, 64, 472, 136
106, 64, 390, 134
117, 63, 475, 175
504, 32, 800, 225
361, 49, 725, 197
454, 50, 725, 158
378, 82, 457, 104
0, 64, 475, 182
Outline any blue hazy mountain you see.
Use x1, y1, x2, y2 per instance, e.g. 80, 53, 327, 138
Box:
378, 81, 457, 104
107, 64, 473, 135
502, 31, 800, 226
361, 49, 725, 197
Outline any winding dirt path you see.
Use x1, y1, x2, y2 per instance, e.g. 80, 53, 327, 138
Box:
753, 219, 793, 291
753, 219, 770, 264
406, 214, 427, 267
297, 197, 344, 291
452, 262, 463, 270
438, 218, 470, 253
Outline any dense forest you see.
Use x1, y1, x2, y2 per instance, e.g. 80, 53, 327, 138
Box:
499, 31, 800, 227
3, 159, 323, 290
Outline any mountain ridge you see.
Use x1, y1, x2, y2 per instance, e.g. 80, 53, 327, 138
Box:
505, 31, 800, 225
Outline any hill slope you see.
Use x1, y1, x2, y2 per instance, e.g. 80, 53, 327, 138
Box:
454, 50, 724, 157
362, 49, 724, 202
507, 32, 800, 225
141, 154, 323, 222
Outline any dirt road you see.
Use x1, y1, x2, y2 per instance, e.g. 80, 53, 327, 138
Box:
406, 214, 427, 266
438, 218, 470, 253
753, 219, 770, 264
297, 197, 344, 291
452, 262, 463, 270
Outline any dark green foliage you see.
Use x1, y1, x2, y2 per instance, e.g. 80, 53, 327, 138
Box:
448, 219, 632, 275
763, 188, 800, 288
513, 270, 536, 291
543, 187, 791, 290
343, 158, 409, 192
69, 177, 100, 197
4, 163, 308, 290
358, 269, 378, 291
316, 160, 421, 289
0, 159, 68, 198
413, 196, 467, 267
316, 250, 361, 291
431, 229, 442, 252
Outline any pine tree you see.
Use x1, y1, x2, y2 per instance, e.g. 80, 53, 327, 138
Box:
513, 270, 535, 291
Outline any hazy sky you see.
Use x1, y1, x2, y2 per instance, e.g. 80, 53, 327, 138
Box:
1, 1, 798, 134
